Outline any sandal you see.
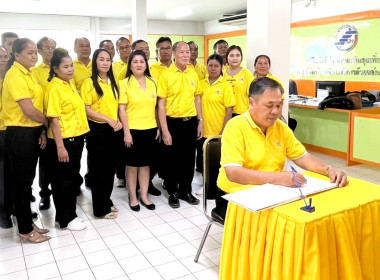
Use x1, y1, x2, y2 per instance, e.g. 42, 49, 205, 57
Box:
19, 228, 51, 244
104, 213, 117, 219
33, 223, 49, 234
110, 206, 119, 213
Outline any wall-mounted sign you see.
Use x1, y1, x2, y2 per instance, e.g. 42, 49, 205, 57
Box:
334, 25, 358, 52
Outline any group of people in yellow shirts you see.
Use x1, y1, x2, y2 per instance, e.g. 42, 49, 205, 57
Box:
0, 32, 283, 244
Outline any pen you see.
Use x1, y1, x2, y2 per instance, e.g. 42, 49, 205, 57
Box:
290, 166, 308, 207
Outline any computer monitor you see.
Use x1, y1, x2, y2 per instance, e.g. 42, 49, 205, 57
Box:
316, 81, 345, 97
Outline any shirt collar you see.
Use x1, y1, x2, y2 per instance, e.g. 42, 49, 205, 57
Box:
97, 76, 111, 85
171, 62, 190, 73
13, 61, 30, 75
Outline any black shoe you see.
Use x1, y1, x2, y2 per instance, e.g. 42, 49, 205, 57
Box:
39, 197, 50, 210
129, 201, 140, 212
0, 216, 13, 229
148, 183, 161, 196
178, 193, 200, 205
168, 193, 180, 208
31, 195, 36, 202
140, 199, 155, 210
32, 212, 38, 219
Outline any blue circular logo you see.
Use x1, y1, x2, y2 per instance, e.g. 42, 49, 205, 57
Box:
334, 25, 358, 52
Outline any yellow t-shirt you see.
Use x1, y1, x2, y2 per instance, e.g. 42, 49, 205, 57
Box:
119, 76, 157, 130
201, 76, 235, 138
73, 59, 92, 92
217, 112, 307, 193
0, 78, 5, 130
223, 68, 254, 115
80, 77, 119, 123
45, 77, 89, 139
112, 59, 127, 80
150, 61, 170, 80
157, 63, 201, 118
31, 62, 50, 93
188, 62, 207, 81
2, 62, 44, 127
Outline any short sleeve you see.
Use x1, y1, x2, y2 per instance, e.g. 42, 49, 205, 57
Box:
46, 86, 61, 118
220, 119, 245, 167
118, 79, 129, 105
8, 72, 31, 102
157, 72, 168, 99
193, 74, 202, 96
223, 82, 236, 108
80, 78, 94, 105
283, 122, 307, 160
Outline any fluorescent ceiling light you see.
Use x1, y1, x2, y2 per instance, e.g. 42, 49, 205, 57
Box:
165, 7, 192, 19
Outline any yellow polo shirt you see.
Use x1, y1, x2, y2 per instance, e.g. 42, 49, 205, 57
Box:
217, 112, 307, 193
80, 77, 119, 123
73, 59, 92, 92
201, 76, 235, 138
157, 63, 201, 117
188, 62, 207, 81
0, 78, 5, 130
119, 76, 157, 130
150, 61, 170, 80
223, 68, 254, 115
31, 62, 50, 93
2, 62, 44, 127
112, 59, 127, 80
45, 77, 89, 139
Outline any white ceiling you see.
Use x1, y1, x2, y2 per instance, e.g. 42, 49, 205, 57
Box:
2, 0, 248, 21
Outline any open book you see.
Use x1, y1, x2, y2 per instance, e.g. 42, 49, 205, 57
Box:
222, 175, 337, 212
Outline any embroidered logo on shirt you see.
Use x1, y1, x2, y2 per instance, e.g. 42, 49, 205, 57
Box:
190, 80, 195, 87
277, 141, 281, 147
240, 77, 245, 82
215, 90, 221, 95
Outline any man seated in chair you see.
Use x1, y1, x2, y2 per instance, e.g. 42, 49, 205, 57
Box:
217, 77, 348, 201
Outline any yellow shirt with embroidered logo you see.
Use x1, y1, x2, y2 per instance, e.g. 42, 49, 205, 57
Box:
217, 112, 307, 193
201, 76, 235, 138
73, 59, 92, 92
112, 59, 127, 80
0, 78, 5, 130
45, 77, 89, 139
188, 62, 207, 81
150, 61, 171, 80
31, 62, 50, 93
119, 76, 157, 130
2, 62, 44, 127
223, 68, 254, 115
80, 77, 119, 123
157, 63, 201, 117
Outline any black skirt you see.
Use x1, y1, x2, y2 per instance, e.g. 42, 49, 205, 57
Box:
124, 128, 158, 167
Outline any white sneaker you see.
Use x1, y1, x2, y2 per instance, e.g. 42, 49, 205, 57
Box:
67, 217, 86, 231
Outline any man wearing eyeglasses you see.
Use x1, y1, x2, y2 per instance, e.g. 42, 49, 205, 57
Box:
113, 37, 131, 78
150, 37, 173, 80
31, 36, 57, 211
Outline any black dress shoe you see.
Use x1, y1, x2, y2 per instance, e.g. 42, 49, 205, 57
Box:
168, 193, 180, 208
0, 216, 13, 229
178, 193, 200, 205
39, 197, 50, 210
129, 201, 140, 212
32, 212, 38, 219
148, 183, 161, 196
140, 199, 155, 210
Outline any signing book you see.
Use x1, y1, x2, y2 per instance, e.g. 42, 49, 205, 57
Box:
223, 175, 337, 212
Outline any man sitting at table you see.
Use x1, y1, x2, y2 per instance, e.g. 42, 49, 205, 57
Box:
217, 77, 348, 196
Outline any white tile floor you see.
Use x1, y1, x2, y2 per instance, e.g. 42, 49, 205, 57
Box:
1, 151, 380, 280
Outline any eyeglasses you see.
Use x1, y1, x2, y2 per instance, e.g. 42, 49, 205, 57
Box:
42, 46, 56, 51
119, 46, 131, 51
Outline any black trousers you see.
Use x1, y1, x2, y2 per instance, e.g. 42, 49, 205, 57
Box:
195, 137, 206, 174
38, 141, 52, 198
5, 126, 42, 234
87, 121, 117, 217
49, 136, 84, 228
162, 116, 197, 195
0, 130, 13, 222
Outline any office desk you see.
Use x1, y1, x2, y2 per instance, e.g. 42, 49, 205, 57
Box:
219, 172, 380, 280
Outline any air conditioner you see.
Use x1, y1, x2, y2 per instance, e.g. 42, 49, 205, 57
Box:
218, 13, 247, 26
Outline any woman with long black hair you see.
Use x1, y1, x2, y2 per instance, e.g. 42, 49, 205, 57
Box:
80, 48, 122, 219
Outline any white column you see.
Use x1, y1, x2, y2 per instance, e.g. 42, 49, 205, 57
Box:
131, 0, 147, 41
246, 0, 292, 117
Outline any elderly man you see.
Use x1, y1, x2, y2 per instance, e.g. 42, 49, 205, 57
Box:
99, 39, 115, 60
218, 77, 348, 194
112, 37, 131, 78
73, 37, 92, 92
158, 41, 203, 208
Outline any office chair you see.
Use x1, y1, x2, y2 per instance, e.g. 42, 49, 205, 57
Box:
194, 135, 225, 262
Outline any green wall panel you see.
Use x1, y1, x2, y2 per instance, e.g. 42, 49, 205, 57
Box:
290, 107, 349, 152
353, 117, 380, 163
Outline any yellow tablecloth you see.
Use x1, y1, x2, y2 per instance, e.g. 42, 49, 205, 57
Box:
220, 172, 380, 280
